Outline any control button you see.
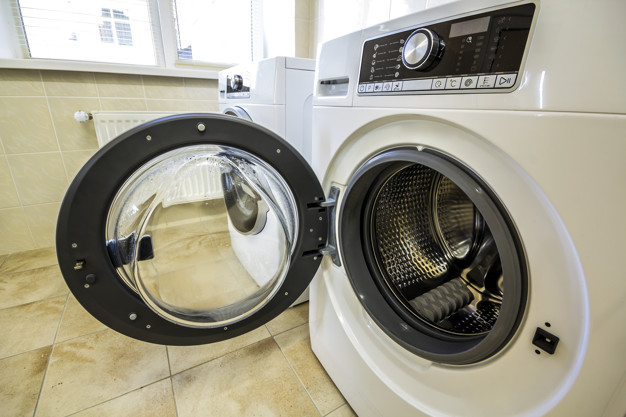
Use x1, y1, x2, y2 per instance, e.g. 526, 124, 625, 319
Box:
445, 77, 462, 89
383, 82, 392, 92
402, 28, 444, 71
230, 74, 243, 91
461, 76, 478, 89
358, 84, 366, 93
374, 82, 384, 92
392, 81, 403, 91
432, 78, 446, 90
366, 84, 375, 93
477, 75, 496, 88
495, 73, 517, 88
402, 79, 433, 91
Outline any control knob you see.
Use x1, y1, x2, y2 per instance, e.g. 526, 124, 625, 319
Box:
230, 74, 243, 91
402, 28, 445, 70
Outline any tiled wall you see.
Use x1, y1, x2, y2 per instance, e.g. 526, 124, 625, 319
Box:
296, 0, 316, 58
0, 69, 219, 255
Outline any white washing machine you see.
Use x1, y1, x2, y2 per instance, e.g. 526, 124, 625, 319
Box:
218, 56, 315, 163
55, 1, 624, 416
308, 0, 626, 416
218, 56, 316, 305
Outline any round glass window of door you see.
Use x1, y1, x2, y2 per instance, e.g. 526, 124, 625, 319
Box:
106, 145, 298, 328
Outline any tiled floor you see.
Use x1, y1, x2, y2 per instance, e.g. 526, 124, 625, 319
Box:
0, 247, 357, 417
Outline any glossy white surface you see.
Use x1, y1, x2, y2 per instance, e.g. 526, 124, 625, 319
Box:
313, 0, 460, 56
217, 56, 315, 161
314, 0, 626, 114
310, 0, 626, 416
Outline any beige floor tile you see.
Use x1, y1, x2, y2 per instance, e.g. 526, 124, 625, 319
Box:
274, 324, 345, 415
55, 295, 107, 343
71, 379, 176, 417
0, 296, 66, 359
36, 329, 169, 417
0, 246, 57, 275
326, 404, 358, 417
168, 325, 271, 375
266, 301, 309, 335
172, 338, 320, 417
0, 264, 68, 309
0, 346, 51, 417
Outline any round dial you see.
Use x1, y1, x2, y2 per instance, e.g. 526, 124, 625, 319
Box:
402, 28, 444, 71
230, 74, 243, 91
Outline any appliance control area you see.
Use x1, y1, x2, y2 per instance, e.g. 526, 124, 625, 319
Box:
226, 74, 251, 98
357, 3, 535, 95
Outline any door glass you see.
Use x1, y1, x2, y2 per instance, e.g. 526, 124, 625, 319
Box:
105, 145, 298, 328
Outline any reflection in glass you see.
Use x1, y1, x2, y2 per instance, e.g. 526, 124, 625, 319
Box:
106, 145, 298, 328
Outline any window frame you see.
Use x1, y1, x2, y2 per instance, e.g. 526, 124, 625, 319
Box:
0, 0, 262, 79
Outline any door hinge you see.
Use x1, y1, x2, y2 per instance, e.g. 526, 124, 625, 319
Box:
318, 187, 341, 267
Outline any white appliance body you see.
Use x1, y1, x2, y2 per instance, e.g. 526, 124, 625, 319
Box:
309, 1, 626, 416
218, 57, 316, 305
218, 56, 315, 162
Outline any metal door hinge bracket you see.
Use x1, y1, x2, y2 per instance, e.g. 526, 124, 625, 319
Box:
321, 187, 341, 266
319, 245, 337, 256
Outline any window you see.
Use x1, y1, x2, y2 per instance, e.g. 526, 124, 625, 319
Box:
99, 8, 134, 46
2, 0, 296, 74
173, 0, 294, 66
173, 0, 256, 65
17, 0, 156, 65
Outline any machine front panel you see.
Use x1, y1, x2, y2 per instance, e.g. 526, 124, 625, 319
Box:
357, 3, 535, 95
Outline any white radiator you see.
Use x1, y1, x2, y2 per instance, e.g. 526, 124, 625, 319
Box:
92, 111, 222, 205
93, 111, 178, 148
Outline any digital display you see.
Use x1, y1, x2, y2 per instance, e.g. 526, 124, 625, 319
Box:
449, 16, 490, 37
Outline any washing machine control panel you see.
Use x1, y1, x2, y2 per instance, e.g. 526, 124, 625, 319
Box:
226, 74, 250, 98
357, 3, 535, 95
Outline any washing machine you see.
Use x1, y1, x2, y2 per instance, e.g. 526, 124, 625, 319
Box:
218, 56, 315, 163
55, 1, 625, 416
307, 0, 626, 416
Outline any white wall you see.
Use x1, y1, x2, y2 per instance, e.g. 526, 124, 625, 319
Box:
311, 0, 460, 57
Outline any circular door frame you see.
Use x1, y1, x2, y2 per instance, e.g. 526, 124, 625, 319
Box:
56, 113, 327, 345
222, 106, 252, 121
338, 146, 528, 365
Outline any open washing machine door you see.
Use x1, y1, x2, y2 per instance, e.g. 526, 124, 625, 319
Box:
56, 114, 327, 345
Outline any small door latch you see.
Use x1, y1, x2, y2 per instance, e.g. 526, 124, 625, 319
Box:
532, 327, 559, 354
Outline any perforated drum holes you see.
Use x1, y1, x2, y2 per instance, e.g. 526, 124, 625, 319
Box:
371, 165, 503, 336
